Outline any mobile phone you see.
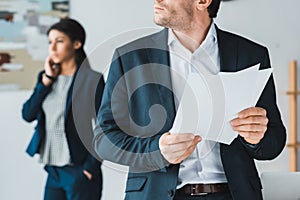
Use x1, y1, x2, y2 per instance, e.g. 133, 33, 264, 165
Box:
51, 63, 61, 69
50, 60, 61, 69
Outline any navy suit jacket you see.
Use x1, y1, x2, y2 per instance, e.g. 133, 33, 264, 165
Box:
94, 27, 286, 200
22, 65, 104, 175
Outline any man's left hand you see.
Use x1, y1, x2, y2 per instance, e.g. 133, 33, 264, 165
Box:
230, 107, 268, 145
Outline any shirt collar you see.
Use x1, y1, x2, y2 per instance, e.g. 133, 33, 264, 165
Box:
201, 21, 218, 52
167, 21, 218, 48
168, 28, 177, 46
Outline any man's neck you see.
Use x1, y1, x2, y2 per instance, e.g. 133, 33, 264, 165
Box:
172, 19, 212, 53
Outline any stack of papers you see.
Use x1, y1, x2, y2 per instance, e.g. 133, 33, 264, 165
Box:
169, 63, 273, 144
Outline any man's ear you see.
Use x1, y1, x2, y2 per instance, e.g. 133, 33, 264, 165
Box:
73, 40, 82, 50
196, 0, 212, 11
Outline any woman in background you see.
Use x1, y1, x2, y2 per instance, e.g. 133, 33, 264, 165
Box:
22, 18, 104, 200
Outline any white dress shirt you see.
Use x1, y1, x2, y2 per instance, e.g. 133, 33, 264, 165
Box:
168, 22, 227, 189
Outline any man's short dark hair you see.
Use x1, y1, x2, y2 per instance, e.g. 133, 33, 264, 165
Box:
208, 0, 221, 18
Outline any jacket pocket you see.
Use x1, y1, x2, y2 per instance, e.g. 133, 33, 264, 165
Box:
125, 176, 148, 192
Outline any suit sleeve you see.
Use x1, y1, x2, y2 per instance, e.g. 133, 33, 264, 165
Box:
22, 71, 52, 122
93, 50, 168, 172
240, 47, 286, 160
82, 75, 105, 174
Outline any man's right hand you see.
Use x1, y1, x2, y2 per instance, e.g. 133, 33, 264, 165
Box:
159, 132, 201, 164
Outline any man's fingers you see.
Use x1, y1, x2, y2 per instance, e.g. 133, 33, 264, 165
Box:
231, 124, 267, 133
159, 133, 201, 164
238, 107, 267, 118
238, 131, 264, 144
174, 136, 201, 163
161, 132, 196, 145
160, 135, 201, 153
231, 116, 268, 126
230, 107, 268, 145
238, 131, 264, 140
164, 140, 195, 153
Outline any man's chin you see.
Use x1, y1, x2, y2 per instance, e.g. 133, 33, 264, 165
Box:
154, 19, 170, 29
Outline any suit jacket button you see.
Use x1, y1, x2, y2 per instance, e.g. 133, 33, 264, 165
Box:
168, 189, 174, 197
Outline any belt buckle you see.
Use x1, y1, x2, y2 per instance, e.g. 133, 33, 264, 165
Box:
191, 185, 208, 196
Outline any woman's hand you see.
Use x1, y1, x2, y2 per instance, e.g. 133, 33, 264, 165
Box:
42, 56, 61, 86
83, 170, 92, 181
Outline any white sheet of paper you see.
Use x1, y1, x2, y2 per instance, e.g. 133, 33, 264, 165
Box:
169, 63, 273, 144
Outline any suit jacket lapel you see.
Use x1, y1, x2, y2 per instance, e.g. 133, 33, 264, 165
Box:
146, 28, 176, 125
64, 67, 80, 123
216, 26, 238, 72
146, 28, 169, 66
65, 80, 73, 123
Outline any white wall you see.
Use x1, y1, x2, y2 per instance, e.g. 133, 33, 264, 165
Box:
1, 0, 300, 199
70, 0, 156, 53
0, 91, 46, 200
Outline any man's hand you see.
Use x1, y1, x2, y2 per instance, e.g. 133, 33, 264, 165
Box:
230, 107, 268, 145
159, 132, 201, 164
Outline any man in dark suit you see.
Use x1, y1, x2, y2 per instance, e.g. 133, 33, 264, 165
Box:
94, 0, 286, 199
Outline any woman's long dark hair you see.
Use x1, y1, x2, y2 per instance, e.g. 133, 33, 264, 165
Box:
47, 18, 91, 68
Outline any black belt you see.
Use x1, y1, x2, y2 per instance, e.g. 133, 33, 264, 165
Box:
176, 183, 229, 196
